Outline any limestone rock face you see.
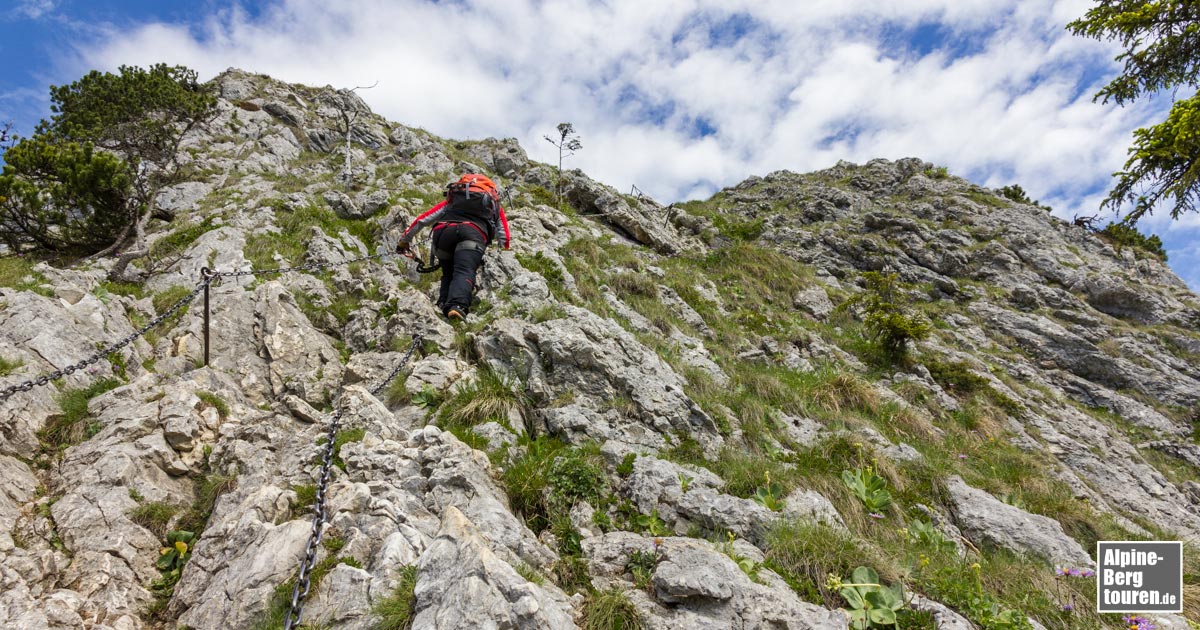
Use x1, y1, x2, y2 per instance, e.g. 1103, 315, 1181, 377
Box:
411, 507, 576, 629
945, 476, 1093, 567
3, 70, 1199, 630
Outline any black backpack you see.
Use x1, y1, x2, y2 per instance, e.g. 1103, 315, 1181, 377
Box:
442, 178, 500, 244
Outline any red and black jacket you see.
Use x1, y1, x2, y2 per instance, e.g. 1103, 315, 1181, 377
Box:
400, 199, 511, 249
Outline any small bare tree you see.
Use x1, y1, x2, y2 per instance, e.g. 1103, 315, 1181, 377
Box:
544, 122, 581, 209
319, 81, 377, 191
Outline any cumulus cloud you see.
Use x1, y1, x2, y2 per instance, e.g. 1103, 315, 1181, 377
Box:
51, 0, 1197, 285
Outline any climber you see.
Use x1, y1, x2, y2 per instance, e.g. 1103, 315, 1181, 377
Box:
395, 173, 510, 321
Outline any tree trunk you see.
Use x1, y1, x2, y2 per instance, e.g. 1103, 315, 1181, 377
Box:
106, 207, 153, 282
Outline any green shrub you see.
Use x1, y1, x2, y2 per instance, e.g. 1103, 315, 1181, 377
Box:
1098, 222, 1167, 260
330, 427, 365, 471
373, 565, 419, 630
581, 588, 646, 630
291, 484, 317, 511
548, 454, 606, 504
997, 184, 1052, 211
924, 359, 990, 396
839, 272, 931, 364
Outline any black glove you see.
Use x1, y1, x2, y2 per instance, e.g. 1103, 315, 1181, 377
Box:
396, 238, 411, 254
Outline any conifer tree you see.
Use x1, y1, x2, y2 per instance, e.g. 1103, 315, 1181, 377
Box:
0, 64, 216, 273
1069, 1, 1200, 222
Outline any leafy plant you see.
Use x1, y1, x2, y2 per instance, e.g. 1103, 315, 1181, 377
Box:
626, 549, 659, 590
634, 510, 669, 537
155, 529, 195, 579
752, 472, 786, 512
906, 519, 957, 554
842, 467, 893, 514
678, 472, 694, 493
717, 532, 761, 581
834, 566, 906, 629
411, 385, 443, 410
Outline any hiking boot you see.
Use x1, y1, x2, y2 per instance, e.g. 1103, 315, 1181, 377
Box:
445, 307, 466, 322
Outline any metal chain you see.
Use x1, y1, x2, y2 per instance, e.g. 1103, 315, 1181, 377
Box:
0, 247, 405, 402
283, 335, 422, 630
0, 276, 211, 402
213, 251, 395, 279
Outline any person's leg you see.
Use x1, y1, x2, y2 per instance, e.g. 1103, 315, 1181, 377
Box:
444, 232, 485, 316
432, 227, 454, 310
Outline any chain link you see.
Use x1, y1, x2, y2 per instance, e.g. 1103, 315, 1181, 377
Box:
283, 335, 422, 630
213, 251, 395, 280
1, 248, 406, 402
0, 276, 211, 402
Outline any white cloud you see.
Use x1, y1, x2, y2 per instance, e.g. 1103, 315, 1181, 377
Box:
9, 0, 58, 20
47, 0, 1197, 285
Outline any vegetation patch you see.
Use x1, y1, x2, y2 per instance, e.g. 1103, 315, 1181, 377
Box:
0, 256, 55, 296
39, 378, 123, 451
0, 355, 25, 377
128, 501, 181, 538
581, 587, 646, 630
373, 564, 419, 630
438, 367, 528, 432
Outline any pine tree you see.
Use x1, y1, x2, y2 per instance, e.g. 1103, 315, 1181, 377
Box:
0, 64, 216, 271
1068, 1, 1200, 222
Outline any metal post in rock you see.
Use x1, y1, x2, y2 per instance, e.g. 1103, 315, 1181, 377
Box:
200, 267, 213, 366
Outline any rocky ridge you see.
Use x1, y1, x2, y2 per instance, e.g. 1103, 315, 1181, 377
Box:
0, 68, 1197, 629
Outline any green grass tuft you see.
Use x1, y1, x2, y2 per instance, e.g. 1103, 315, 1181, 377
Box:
373, 565, 419, 630
581, 587, 646, 630
39, 378, 123, 451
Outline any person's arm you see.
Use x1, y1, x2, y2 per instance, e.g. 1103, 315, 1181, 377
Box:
399, 200, 448, 247
497, 203, 511, 249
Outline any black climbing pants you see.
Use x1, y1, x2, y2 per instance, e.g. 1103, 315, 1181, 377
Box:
432, 222, 487, 316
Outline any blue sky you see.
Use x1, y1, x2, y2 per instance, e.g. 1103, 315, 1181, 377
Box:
2, 0, 1198, 290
